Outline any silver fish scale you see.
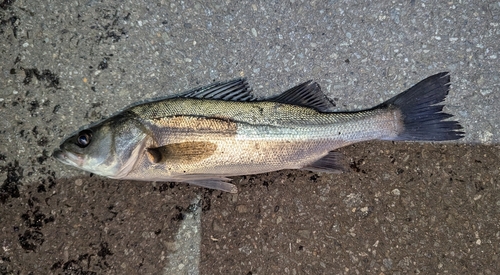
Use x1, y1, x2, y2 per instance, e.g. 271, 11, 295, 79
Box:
123, 97, 399, 181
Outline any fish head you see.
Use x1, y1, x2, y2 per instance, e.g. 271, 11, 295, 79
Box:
53, 122, 119, 176
53, 115, 147, 178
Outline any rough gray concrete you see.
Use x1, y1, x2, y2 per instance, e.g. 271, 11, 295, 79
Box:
1, 0, 499, 274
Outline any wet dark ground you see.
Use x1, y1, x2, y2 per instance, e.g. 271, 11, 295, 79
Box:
1, 142, 498, 274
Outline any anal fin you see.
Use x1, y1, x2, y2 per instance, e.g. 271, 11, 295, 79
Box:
302, 151, 344, 173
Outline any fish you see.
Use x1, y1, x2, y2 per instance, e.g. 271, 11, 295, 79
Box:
53, 72, 464, 193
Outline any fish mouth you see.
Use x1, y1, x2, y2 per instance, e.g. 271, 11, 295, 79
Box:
52, 149, 84, 167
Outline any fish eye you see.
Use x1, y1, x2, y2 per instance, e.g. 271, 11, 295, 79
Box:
76, 130, 92, 148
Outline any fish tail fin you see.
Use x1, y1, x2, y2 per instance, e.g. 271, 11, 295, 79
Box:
379, 72, 464, 141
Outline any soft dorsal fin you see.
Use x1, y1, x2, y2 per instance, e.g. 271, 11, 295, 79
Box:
269, 81, 335, 112
178, 78, 257, 101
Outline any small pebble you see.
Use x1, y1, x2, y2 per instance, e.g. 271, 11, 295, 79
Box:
297, 229, 311, 239
212, 220, 224, 232
236, 204, 248, 213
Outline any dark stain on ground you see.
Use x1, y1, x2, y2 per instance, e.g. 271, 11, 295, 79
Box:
0, 160, 23, 203
0, 0, 15, 10
52, 104, 61, 114
21, 68, 61, 89
0, 143, 499, 274
92, 8, 129, 43
36, 136, 49, 147
18, 229, 44, 251
0, 15, 18, 37
98, 57, 110, 70
28, 100, 39, 116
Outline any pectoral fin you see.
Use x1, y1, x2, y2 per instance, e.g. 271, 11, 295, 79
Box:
146, 148, 163, 163
146, 141, 217, 164
302, 151, 344, 173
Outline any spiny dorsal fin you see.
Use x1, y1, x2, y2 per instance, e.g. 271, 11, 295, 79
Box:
269, 81, 335, 112
179, 78, 257, 101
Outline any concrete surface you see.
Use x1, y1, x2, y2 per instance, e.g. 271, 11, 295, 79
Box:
0, 0, 499, 274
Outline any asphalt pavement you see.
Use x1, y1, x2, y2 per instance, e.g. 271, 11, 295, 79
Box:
1, 1, 499, 274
